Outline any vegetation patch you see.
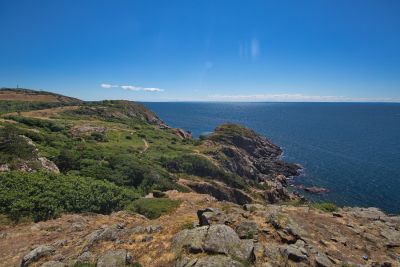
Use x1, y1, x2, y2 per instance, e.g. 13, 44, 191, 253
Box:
313, 202, 338, 213
127, 198, 181, 219
0, 171, 138, 222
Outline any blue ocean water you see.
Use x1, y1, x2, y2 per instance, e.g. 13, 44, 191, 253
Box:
144, 102, 400, 214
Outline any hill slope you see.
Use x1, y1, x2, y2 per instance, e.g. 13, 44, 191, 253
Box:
0, 88, 82, 103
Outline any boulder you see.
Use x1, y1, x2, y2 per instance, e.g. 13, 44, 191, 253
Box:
172, 226, 209, 253
284, 245, 308, 262
172, 224, 254, 262
235, 220, 258, 239
193, 255, 244, 267
40, 261, 66, 267
197, 208, 219, 226
21, 245, 56, 267
77, 251, 93, 263
97, 249, 130, 267
315, 253, 333, 267
83, 225, 120, 251
203, 225, 243, 255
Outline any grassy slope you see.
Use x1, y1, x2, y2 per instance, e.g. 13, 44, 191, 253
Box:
0, 90, 253, 222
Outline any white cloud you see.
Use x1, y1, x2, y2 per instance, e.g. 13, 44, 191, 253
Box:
121, 85, 141, 91
208, 94, 400, 102
100, 83, 119, 89
101, 83, 164, 92
143, 87, 163, 92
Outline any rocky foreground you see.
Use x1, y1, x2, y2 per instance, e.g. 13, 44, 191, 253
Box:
1, 191, 399, 267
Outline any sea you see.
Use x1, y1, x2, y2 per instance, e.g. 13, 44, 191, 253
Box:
145, 102, 400, 214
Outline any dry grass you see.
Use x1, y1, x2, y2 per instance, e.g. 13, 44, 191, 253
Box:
0, 91, 77, 103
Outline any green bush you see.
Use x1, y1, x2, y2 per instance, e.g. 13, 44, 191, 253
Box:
127, 198, 181, 219
6, 115, 64, 132
0, 125, 37, 163
0, 171, 138, 222
152, 190, 167, 198
90, 132, 108, 142
313, 202, 338, 212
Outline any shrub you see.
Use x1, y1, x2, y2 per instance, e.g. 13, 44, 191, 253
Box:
0, 125, 37, 163
152, 190, 167, 198
127, 198, 181, 219
6, 115, 64, 132
90, 132, 108, 142
313, 202, 338, 212
0, 171, 138, 222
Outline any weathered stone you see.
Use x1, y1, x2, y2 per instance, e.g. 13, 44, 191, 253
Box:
21, 245, 56, 267
315, 253, 333, 267
235, 220, 258, 239
52, 239, 68, 247
97, 249, 129, 267
173, 224, 254, 262
203, 225, 242, 255
83, 225, 120, 251
197, 208, 218, 226
243, 203, 266, 212
284, 245, 308, 262
77, 251, 93, 263
172, 226, 208, 253
192, 255, 244, 267
145, 224, 162, 233
40, 261, 66, 267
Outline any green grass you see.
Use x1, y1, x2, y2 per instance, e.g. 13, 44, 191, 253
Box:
313, 202, 339, 212
127, 198, 181, 219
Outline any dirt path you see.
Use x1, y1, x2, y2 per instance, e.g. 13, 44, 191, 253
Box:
141, 138, 149, 153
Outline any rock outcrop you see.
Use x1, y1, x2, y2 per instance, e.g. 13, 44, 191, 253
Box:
181, 179, 253, 205
172, 224, 255, 265
0, 135, 59, 173
199, 124, 302, 204
205, 124, 301, 182
0, 191, 398, 267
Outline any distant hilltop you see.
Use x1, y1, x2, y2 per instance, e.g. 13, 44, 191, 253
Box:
0, 87, 82, 103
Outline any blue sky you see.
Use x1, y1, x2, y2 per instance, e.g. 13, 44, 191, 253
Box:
1, 0, 400, 102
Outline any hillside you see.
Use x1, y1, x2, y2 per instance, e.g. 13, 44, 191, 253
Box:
0, 88, 399, 267
0, 88, 82, 103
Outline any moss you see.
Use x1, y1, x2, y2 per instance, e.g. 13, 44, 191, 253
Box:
127, 198, 181, 219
